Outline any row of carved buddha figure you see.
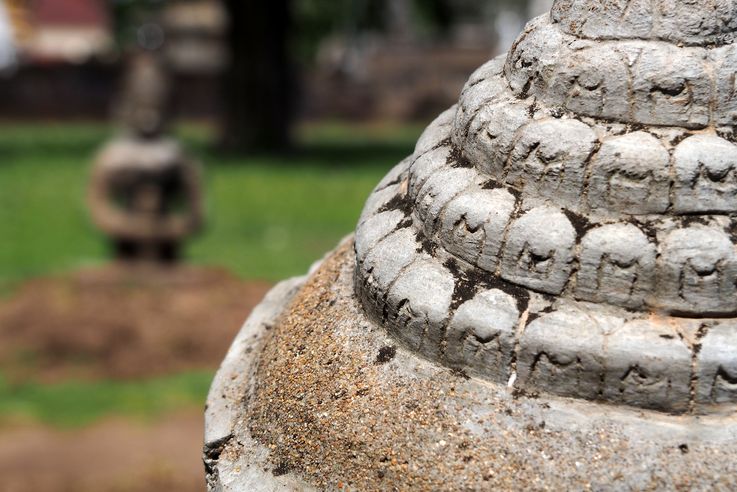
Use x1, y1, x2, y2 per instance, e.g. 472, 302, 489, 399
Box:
507, 16, 737, 128
355, 183, 737, 414
382, 281, 737, 414
408, 147, 737, 316
457, 106, 737, 217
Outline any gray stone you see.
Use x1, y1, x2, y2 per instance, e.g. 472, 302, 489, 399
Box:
453, 60, 510, 143
408, 145, 452, 199
506, 16, 718, 128
587, 132, 670, 215
505, 118, 597, 207
438, 188, 517, 272
603, 320, 692, 413
362, 228, 420, 293
657, 226, 737, 315
355, 210, 407, 262
414, 107, 455, 157
374, 157, 411, 193
547, 44, 631, 121
500, 206, 576, 295
551, 0, 737, 46
697, 321, 737, 408
358, 181, 404, 225
673, 134, 737, 214
446, 289, 519, 383
630, 44, 711, 129
517, 307, 609, 400
575, 224, 656, 309
416, 168, 478, 236
386, 257, 454, 357
715, 44, 737, 125
463, 100, 531, 178
209, 1, 737, 487
461, 55, 506, 95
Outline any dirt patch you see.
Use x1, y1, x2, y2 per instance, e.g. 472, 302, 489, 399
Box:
0, 263, 271, 382
0, 411, 204, 492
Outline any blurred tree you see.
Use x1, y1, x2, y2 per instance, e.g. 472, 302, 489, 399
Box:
111, 0, 535, 153
111, 0, 163, 47
220, 0, 294, 152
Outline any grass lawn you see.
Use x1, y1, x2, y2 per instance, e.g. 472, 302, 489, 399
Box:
0, 121, 423, 292
0, 371, 213, 428
0, 121, 422, 427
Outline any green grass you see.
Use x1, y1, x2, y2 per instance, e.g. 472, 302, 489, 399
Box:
0, 371, 213, 428
0, 121, 422, 291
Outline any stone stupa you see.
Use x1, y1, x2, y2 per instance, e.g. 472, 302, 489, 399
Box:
205, 1, 737, 490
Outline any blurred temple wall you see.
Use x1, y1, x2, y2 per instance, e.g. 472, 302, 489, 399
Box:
0, 0, 553, 122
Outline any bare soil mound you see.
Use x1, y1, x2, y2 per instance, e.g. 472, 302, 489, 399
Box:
0, 263, 271, 382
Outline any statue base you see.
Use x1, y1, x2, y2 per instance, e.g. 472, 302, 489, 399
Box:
205, 239, 737, 491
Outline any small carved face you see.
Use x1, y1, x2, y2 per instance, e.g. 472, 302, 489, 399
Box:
587, 132, 670, 215
500, 207, 577, 295
673, 134, 737, 213
658, 227, 737, 315
576, 224, 656, 309
550, 46, 630, 121
631, 45, 711, 128
506, 119, 597, 206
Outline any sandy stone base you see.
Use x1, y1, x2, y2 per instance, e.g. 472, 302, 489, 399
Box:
205, 239, 737, 491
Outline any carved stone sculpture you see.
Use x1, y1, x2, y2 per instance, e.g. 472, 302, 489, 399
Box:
89, 51, 202, 262
206, 2, 737, 489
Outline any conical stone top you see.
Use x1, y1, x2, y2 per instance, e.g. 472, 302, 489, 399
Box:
354, 0, 737, 415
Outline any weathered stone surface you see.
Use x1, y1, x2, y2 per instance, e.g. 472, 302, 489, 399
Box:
575, 224, 656, 309
505, 118, 597, 206
386, 257, 454, 357
657, 226, 737, 316
408, 145, 452, 199
673, 135, 737, 214
207, 246, 737, 491
603, 320, 692, 413
355, 210, 406, 261
551, 0, 737, 46
416, 168, 477, 237
505, 16, 734, 129
697, 321, 737, 408
500, 206, 576, 295
517, 307, 609, 400
587, 132, 670, 215
414, 107, 455, 156
439, 188, 517, 271
463, 101, 531, 178
446, 289, 519, 382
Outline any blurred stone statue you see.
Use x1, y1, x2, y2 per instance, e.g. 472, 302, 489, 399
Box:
89, 45, 203, 263
116, 50, 172, 137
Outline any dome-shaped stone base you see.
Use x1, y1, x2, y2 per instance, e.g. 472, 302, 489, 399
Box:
205, 240, 737, 491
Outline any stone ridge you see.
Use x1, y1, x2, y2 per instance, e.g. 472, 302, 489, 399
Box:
421, 120, 737, 315
505, 15, 737, 129
353, 4, 737, 415
453, 53, 737, 219
551, 0, 737, 47
354, 146, 737, 415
